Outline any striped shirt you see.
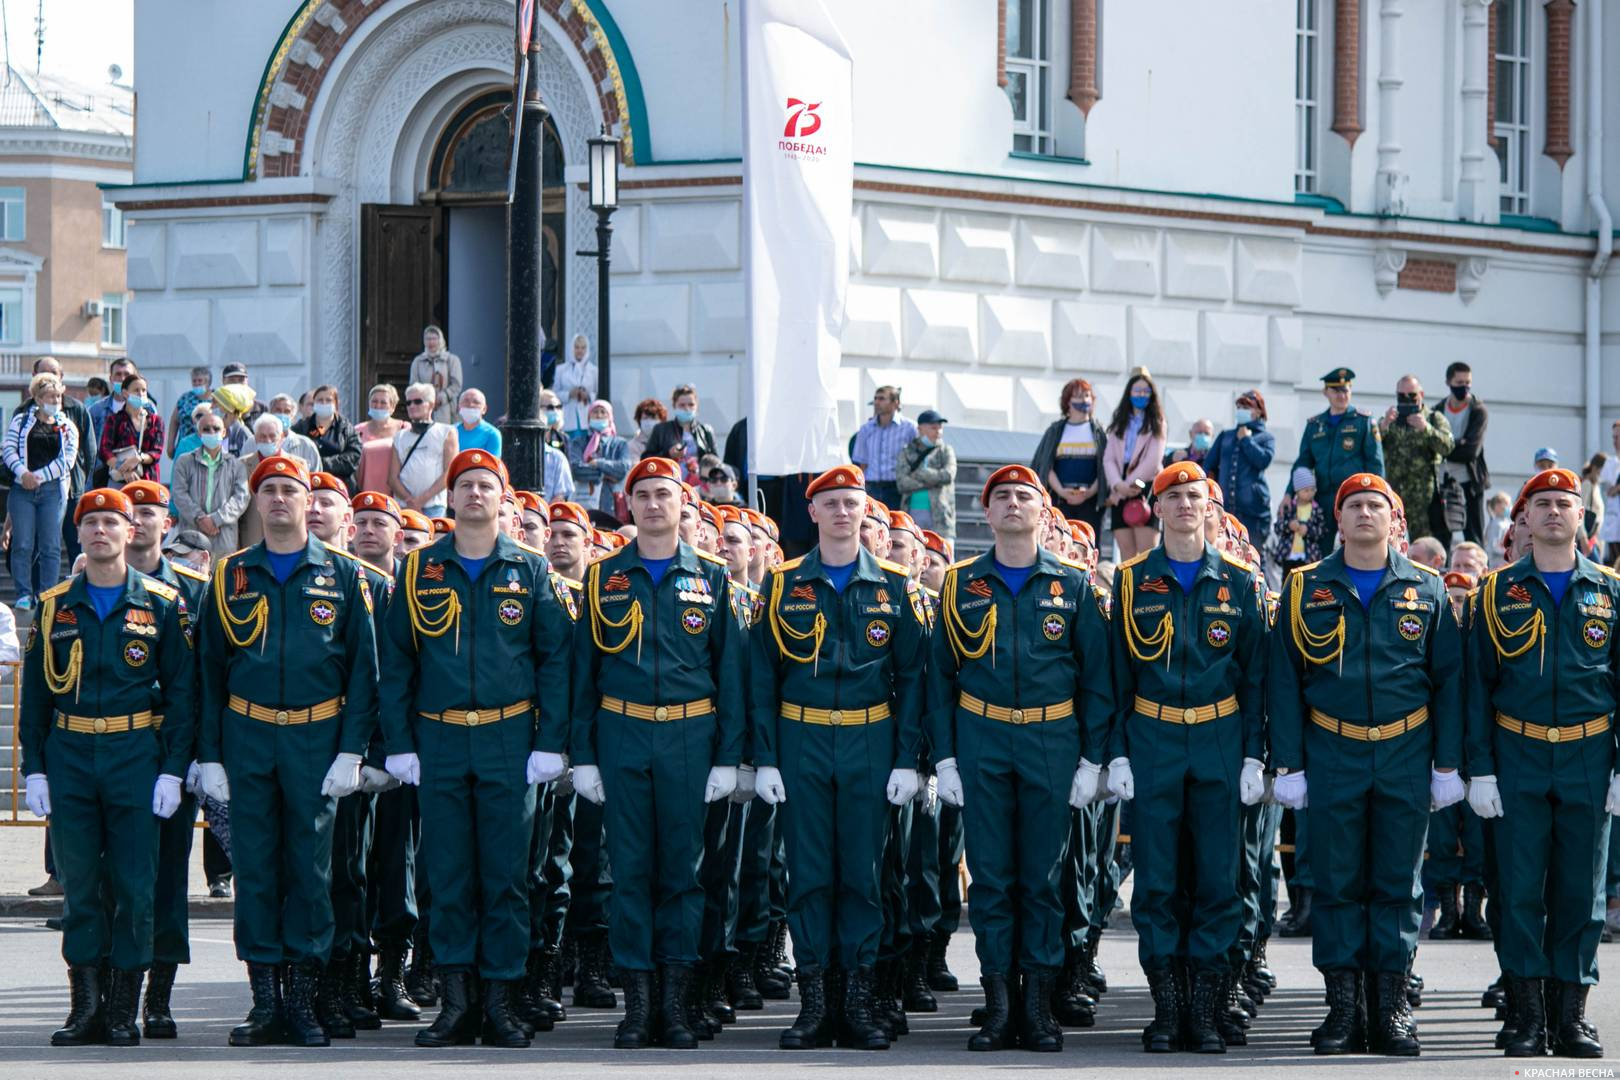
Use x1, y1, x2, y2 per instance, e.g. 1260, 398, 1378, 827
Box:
543, 444, 576, 501
851, 414, 918, 483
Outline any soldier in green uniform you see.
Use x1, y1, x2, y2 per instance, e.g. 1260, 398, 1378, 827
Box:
748, 465, 924, 1052
119, 480, 209, 1039
1104, 462, 1267, 1053
1269, 472, 1463, 1056
917, 530, 966, 998
195, 454, 380, 1048
925, 464, 1111, 1053
378, 450, 574, 1049
571, 455, 746, 1050
1466, 466, 1619, 1058
22, 487, 196, 1047
1293, 368, 1385, 503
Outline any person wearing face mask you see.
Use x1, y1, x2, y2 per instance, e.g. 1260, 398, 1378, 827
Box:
538, 388, 571, 456
389, 381, 459, 516
627, 398, 668, 461
165, 366, 213, 462
1102, 370, 1168, 561
98, 373, 165, 485
1033, 380, 1109, 538
4, 372, 80, 610
567, 399, 631, 516
1201, 391, 1277, 575
294, 385, 363, 491
170, 405, 251, 558
1437, 361, 1490, 546
642, 384, 718, 483
1378, 374, 1454, 543
356, 383, 409, 493
1168, 419, 1216, 467
452, 387, 503, 457
896, 409, 957, 541
264, 394, 322, 473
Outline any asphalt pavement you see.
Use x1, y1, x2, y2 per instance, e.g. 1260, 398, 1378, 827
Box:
2, 915, 1612, 1077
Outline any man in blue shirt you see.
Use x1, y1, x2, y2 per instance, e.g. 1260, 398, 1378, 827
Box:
454, 388, 503, 457
850, 386, 918, 512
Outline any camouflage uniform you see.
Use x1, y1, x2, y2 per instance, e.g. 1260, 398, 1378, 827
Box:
1381, 406, 1454, 541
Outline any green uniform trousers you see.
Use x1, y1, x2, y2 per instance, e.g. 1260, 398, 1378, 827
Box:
905, 795, 943, 943
564, 794, 611, 935
1089, 800, 1123, 937
49, 732, 160, 969
1305, 729, 1429, 973
153, 794, 197, 965
1237, 800, 1282, 959
534, 783, 571, 950
331, 791, 375, 958
417, 715, 536, 981
958, 712, 1077, 974
936, 803, 964, 935
1128, 713, 1242, 973
1426, 803, 1486, 888
599, 712, 715, 971
1492, 733, 1612, 984
735, 799, 779, 944
223, 710, 339, 965
880, 801, 912, 962
778, 716, 893, 971
365, 785, 418, 948
700, 798, 741, 958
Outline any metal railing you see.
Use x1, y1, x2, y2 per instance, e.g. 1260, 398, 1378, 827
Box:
2, 660, 38, 825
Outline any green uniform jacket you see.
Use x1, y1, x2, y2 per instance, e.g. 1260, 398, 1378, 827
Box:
1268, 548, 1462, 771
1108, 544, 1267, 761
571, 540, 746, 767
1294, 407, 1385, 498
378, 532, 574, 756
924, 548, 1111, 763
197, 537, 380, 762
1465, 553, 1620, 776
750, 546, 926, 770
155, 557, 210, 631
21, 568, 198, 777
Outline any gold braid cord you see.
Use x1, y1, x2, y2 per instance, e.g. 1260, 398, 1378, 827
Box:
405, 549, 463, 652
1482, 572, 1545, 671
213, 555, 268, 651
1287, 571, 1345, 668
38, 594, 82, 702
1119, 565, 1173, 667
942, 569, 997, 663
767, 573, 826, 672
588, 561, 644, 660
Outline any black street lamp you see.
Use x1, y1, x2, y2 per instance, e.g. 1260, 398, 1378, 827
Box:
579, 126, 621, 409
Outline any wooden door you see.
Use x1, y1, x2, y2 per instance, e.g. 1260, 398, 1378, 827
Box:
360, 204, 444, 406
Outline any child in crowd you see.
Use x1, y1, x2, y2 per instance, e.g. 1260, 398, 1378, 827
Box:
1271, 467, 1328, 574
1482, 490, 1512, 567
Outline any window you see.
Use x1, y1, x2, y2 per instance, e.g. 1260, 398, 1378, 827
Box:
1005, 0, 1053, 155
0, 188, 25, 241
1294, 0, 1320, 193
101, 292, 125, 348
0, 288, 22, 345
102, 199, 125, 248
1494, 0, 1530, 214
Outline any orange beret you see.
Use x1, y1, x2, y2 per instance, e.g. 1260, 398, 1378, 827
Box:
516, 491, 545, 515
740, 506, 765, 532
697, 501, 721, 531
805, 464, 866, 499
589, 529, 617, 551
1152, 461, 1207, 497
74, 487, 134, 525
1207, 479, 1225, 506
888, 510, 922, 539
1068, 518, 1096, 546
922, 529, 953, 560
716, 504, 745, 528
429, 516, 456, 535
762, 515, 780, 542
400, 508, 432, 533
865, 497, 890, 523
122, 479, 170, 508
1224, 513, 1249, 542
1520, 467, 1582, 504
310, 472, 349, 499
549, 501, 591, 532
1334, 472, 1396, 514
351, 491, 401, 522
250, 454, 311, 493
626, 456, 682, 492
447, 449, 508, 489
980, 464, 1042, 506
1444, 571, 1476, 591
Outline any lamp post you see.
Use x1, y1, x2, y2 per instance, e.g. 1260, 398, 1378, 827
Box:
504, 0, 548, 492
579, 127, 620, 407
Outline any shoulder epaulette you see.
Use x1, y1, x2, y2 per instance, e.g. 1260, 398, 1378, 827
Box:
1056, 555, 1086, 571
1119, 550, 1151, 570
1293, 559, 1323, 576
696, 549, 728, 567
1220, 552, 1256, 573
1411, 561, 1441, 577
736, 582, 760, 599
325, 545, 394, 584
172, 563, 209, 583
39, 580, 71, 601
514, 539, 548, 560
1598, 565, 1620, 582
774, 556, 805, 574
556, 574, 583, 591
947, 556, 977, 572
876, 557, 909, 576
141, 576, 179, 602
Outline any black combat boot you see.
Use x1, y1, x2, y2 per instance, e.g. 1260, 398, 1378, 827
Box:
481, 980, 531, 1048
1429, 884, 1461, 939
613, 969, 653, 1049
1082, 929, 1108, 995
1372, 971, 1420, 1055
873, 958, 905, 1038
102, 969, 144, 1046
405, 931, 437, 1007
52, 965, 103, 1047
839, 965, 889, 1050
967, 973, 1011, 1051
1460, 883, 1492, 940
780, 966, 831, 1049
1216, 972, 1249, 1046
284, 960, 330, 1047
1279, 886, 1314, 937
142, 961, 178, 1039
375, 945, 421, 1021
228, 963, 281, 1047
728, 942, 764, 1010
657, 965, 698, 1049
1184, 969, 1225, 1054
1551, 981, 1603, 1058
415, 970, 478, 1047
1052, 954, 1096, 1028
1142, 965, 1180, 1052
314, 960, 355, 1039
1249, 934, 1276, 990
926, 930, 959, 992
705, 956, 737, 1025
902, 948, 938, 1012
1484, 972, 1507, 1011
573, 932, 617, 1008
1314, 970, 1364, 1055
342, 951, 381, 1029
685, 961, 717, 1039
760, 920, 794, 991
1504, 976, 1548, 1057
533, 948, 566, 1023
1495, 974, 1521, 1049
1020, 968, 1062, 1052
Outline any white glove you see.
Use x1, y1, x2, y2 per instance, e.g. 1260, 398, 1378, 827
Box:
886, 767, 920, 806
320, 752, 364, 798
1608, 773, 1620, 816
916, 774, 938, 814
526, 751, 567, 785
184, 761, 202, 795
1467, 774, 1503, 818
197, 762, 231, 804
705, 765, 739, 803
1105, 757, 1135, 801
573, 764, 606, 805
152, 774, 183, 819
755, 765, 787, 804
1239, 758, 1266, 806
1273, 771, 1308, 810
384, 753, 421, 787
24, 773, 50, 818
934, 758, 964, 807
1430, 768, 1465, 810
731, 764, 757, 804
360, 766, 400, 793
1069, 759, 1102, 809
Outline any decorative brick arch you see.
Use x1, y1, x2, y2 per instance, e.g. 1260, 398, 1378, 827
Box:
246, 0, 648, 179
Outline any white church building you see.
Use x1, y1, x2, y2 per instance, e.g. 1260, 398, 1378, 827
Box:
117, 0, 1620, 499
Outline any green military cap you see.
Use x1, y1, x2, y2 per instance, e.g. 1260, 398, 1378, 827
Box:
1320, 367, 1356, 388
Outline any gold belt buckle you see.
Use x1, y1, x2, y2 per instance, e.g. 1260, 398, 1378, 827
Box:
1010, 708, 1025, 724
653, 705, 670, 722
1548, 726, 1562, 743
1182, 707, 1198, 724
274, 710, 289, 726
828, 709, 844, 726
466, 710, 481, 726
1367, 725, 1382, 741
93, 717, 108, 734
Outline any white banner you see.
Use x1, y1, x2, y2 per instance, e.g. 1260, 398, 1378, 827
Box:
742, 0, 853, 477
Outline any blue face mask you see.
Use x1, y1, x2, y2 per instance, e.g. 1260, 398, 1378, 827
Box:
1191, 432, 1213, 452
313, 402, 335, 420
918, 436, 934, 449
544, 410, 562, 427
674, 408, 696, 424
1234, 408, 1254, 426
85, 395, 104, 410
199, 432, 223, 450
126, 394, 147, 410
588, 418, 609, 432
1130, 393, 1151, 409
274, 412, 292, 431
368, 407, 391, 421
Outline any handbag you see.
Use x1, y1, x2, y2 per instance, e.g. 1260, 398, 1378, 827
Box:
1117, 435, 1153, 527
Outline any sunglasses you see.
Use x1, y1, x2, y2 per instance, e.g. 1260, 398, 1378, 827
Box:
406, 398, 428, 406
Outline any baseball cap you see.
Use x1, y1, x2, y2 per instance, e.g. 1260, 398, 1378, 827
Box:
1533, 447, 1559, 464
916, 409, 948, 425
222, 362, 249, 379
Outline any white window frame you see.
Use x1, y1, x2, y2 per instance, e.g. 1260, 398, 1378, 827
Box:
100, 292, 126, 349
0, 187, 25, 242
0, 287, 23, 346
1005, 0, 1054, 155
1294, 0, 1320, 193
102, 199, 125, 249
1494, 0, 1531, 215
